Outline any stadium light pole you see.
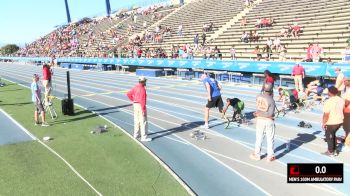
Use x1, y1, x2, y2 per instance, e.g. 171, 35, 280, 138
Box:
64, 0, 71, 23
105, 0, 111, 16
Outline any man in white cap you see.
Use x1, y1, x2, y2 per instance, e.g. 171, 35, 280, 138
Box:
342, 76, 350, 148
250, 83, 276, 162
291, 63, 305, 92
127, 76, 152, 142
335, 67, 345, 95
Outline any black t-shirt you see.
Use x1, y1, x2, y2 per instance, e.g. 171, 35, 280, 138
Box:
229, 98, 240, 107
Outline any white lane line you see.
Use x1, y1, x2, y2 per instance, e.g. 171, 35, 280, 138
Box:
2, 72, 346, 167
1, 76, 195, 195
1, 67, 346, 194
203, 148, 286, 177
48, 81, 271, 195
0, 109, 103, 196
3, 72, 349, 167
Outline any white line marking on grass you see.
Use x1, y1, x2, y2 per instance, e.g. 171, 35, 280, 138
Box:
1, 69, 346, 195
0, 109, 103, 196
72, 100, 195, 195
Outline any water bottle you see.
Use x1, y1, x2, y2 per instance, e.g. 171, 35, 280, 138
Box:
285, 140, 290, 151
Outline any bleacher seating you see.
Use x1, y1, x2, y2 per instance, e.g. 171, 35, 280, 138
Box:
17, 0, 350, 63
209, 0, 350, 61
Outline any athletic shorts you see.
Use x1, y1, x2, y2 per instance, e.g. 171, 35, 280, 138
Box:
35, 101, 44, 113
206, 95, 224, 110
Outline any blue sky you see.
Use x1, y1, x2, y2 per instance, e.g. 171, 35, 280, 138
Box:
0, 0, 168, 47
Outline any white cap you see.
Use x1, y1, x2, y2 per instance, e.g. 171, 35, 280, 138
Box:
139, 76, 147, 82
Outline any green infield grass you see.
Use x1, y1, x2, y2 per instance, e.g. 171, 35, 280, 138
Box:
0, 80, 189, 196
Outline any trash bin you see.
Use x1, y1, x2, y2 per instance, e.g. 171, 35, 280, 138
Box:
61, 98, 74, 115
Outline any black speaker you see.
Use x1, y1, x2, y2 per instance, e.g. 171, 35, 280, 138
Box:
61, 98, 74, 115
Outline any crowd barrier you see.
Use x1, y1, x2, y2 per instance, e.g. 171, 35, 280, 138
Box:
1, 56, 350, 77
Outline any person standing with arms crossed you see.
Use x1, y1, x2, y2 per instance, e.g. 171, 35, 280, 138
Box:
322, 86, 345, 156
250, 83, 276, 162
201, 73, 224, 129
291, 63, 305, 92
127, 76, 152, 142
31, 74, 49, 127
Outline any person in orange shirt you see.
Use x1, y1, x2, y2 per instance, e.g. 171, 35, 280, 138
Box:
322, 86, 345, 156
342, 76, 350, 147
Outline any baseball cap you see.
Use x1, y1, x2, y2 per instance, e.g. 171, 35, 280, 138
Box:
344, 76, 350, 81
263, 83, 273, 92
138, 76, 147, 82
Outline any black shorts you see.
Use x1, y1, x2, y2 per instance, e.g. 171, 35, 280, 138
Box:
206, 95, 224, 110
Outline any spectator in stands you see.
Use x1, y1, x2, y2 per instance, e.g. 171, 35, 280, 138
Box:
255, 18, 263, 28
346, 38, 350, 46
262, 44, 273, 61
194, 34, 199, 51
305, 43, 313, 62
240, 17, 247, 27
240, 31, 249, 43
31, 74, 49, 127
208, 22, 214, 31
202, 46, 207, 59
178, 25, 183, 36
251, 30, 259, 42
143, 21, 147, 29
253, 46, 262, 61
291, 23, 301, 38
322, 86, 344, 156
127, 76, 152, 142
250, 83, 276, 162
201, 73, 224, 129
266, 38, 273, 48
230, 46, 236, 60
133, 14, 138, 23
343, 76, 350, 148
203, 23, 209, 32
343, 46, 350, 63
335, 67, 345, 95
311, 43, 324, 62
278, 45, 287, 62
279, 26, 289, 37
348, 24, 350, 32
202, 33, 207, 46
272, 37, 281, 52
291, 63, 305, 92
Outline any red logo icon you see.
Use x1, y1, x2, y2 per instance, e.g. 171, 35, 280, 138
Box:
290, 165, 300, 175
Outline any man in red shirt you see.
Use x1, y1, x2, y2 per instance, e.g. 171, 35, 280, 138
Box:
127, 76, 152, 142
291, 63, 305, 92
42, 63, 52, 105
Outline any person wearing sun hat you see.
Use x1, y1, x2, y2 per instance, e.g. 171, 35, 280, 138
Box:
342, 76, 350, 147
250, 83, 276, 162
127, 76, 152, 142
322, 86, 345, 156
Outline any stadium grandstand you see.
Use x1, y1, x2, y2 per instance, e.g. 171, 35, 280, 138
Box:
13, 0, 350, 63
